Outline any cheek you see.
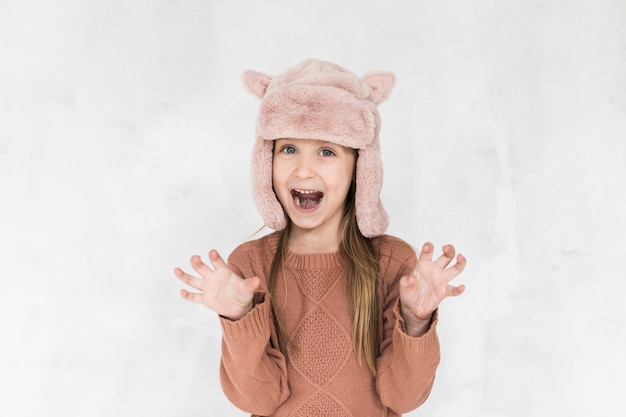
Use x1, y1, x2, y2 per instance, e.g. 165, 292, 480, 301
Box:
271, 161, 283, 187
341, 164, 356, 189
328, 168, 354, 200
271, 167, 289, 203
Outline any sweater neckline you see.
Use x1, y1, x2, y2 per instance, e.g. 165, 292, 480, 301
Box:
285, 250, 345, 270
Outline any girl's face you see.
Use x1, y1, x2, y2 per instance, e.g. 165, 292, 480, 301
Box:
272, 138, 356, 242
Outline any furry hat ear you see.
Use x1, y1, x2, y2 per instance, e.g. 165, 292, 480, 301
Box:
363, 72, 395, 104
242, 70, 273, 98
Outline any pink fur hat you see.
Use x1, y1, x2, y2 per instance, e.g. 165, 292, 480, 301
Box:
242, 58, 395, 238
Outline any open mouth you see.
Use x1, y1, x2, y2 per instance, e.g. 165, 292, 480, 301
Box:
291, 189, 324, 210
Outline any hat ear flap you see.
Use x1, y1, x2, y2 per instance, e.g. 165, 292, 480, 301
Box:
242, 70, 273, 99
363, 72, 395, 104
355, 144, 389, 237
250, 136, 287, 231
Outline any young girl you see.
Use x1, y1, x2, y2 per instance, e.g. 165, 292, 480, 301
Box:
174, 59, 466, 417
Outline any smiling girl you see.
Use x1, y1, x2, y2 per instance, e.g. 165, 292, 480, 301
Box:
174, 59, 466, 417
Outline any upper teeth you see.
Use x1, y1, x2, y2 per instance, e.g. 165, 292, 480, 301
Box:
295, 189, 317, 194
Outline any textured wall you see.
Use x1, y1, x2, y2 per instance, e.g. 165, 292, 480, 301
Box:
1, 1, 625, 416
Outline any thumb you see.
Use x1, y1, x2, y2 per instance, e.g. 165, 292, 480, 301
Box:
244, 276, 261, 294
399, 273, 416, 293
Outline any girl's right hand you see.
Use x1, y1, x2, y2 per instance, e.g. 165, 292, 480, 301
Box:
174, 250, 261, 320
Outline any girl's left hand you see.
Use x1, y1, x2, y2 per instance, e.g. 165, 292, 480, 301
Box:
399, 242, 466, 337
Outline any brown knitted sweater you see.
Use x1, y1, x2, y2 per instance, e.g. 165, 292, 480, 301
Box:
219, 232, 440, 417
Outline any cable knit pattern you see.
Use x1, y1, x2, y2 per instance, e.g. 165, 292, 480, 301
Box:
293, 392, 349, 417
289, 308, 352, 386
220, 232, 440, 417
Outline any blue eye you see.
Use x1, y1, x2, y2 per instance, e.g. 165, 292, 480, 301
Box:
282, 146, 296, 154
320, 149, 335, 157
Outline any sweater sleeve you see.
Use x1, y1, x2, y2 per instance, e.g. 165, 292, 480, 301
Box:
218, 240, 290, 415
375, 237, 441, 414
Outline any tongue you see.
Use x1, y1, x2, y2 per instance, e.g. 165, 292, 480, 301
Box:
295, 192, 323, 210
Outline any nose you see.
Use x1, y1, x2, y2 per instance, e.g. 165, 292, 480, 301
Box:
294, 154, 316, 179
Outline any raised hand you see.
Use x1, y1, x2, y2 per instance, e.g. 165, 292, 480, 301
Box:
399, 242, 466, 337
174, 250, 261, 320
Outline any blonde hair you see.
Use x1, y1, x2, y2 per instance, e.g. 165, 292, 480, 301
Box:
267, 180, 380, 374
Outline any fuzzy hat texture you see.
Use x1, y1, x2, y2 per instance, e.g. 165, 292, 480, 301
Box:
242, 58, 395, 238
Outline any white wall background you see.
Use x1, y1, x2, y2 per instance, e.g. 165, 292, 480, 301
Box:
1, 1, 625, 416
